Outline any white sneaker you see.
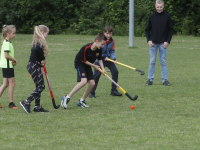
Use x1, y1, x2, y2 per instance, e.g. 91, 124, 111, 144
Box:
76, 100, 89, 108
61, 96, 70, 109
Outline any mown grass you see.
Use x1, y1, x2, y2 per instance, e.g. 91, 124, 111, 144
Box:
0, 34, 200, 150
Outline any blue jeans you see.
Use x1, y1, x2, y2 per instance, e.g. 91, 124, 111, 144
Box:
148, 43, 167, 83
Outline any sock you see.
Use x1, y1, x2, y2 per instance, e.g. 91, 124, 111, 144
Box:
80, 98, 84, 102
66, 95, 70, 99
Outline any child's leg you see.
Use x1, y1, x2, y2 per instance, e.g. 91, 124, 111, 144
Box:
7, 77, 15, 103
61, 64, 89, 109
27, 74, 45, 105
76, 67, 94, 108
106, 62, 122, 96
27, 62, 45, 104
0, 78, 9, 97
68, 78, 87, 97
91, 67, 102, 94
91, 61, 102, 94
34, 77, 45, 107
77, 79, 93, 108
82, 79, 95, 100
106, 62, 118, 90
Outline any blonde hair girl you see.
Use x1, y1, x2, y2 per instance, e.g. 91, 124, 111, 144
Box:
0, 25, 18, 109
32, 25, 49, 56
20, 25, 50, 113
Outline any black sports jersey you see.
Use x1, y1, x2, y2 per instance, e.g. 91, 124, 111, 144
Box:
75, 43, 102, 65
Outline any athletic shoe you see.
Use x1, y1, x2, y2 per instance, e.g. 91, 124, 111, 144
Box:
110, 89, 122, 96
77, 100, 89, 108
0, 104, 3, 108
61, 96, 70, 109
146, 79, 153, 85
33, 106, 49, 112
20, 100, 31, 113
89, 92, 96, 98
163, 80, 171, 86
8, 102, 18, 109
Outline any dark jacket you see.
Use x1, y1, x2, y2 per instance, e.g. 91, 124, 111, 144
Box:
102, 38, 116, 60
145, 11, 173, 44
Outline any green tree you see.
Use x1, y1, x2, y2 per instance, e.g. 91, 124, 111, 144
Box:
0, 0, 200, 36
164, 0, 200, 35
70, 0, 129, 35
0, 0, 75, 34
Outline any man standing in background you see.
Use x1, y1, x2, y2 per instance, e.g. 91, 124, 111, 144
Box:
145, 0, 173, 86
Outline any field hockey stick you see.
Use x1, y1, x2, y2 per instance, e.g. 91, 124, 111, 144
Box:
99, 68, 138, 101
43, 65, 60, 109
107, 58, 145, 75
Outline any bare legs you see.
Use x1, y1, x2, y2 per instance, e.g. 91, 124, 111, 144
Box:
68, 78, 95, 100
0, 77, 15, 103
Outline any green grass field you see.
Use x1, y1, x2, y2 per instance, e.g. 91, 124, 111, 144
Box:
0, 34, 200, 150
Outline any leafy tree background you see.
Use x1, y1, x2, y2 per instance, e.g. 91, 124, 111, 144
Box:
0, 0, 200, 36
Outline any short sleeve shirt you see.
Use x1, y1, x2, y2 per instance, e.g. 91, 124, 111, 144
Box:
75, 43, 102, 67
0, 39, 14, 68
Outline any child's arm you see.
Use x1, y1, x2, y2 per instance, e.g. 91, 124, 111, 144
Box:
98, 60, 107, 74
109, 49, 116, 60
4, 52, 17, 64
108, 39, 116, 60
105, 56, 117, 64
109, 40, 116, 60
40, 60, 46, 75
82, 61, 100, 71
41, 60, 46, 66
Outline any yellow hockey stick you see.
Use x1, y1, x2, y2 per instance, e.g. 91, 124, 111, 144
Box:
107, 58, 145, 75
99, 68, 138, 101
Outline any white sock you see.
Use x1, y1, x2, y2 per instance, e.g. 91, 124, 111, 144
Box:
66, 95, 70, 99
80, 98, 84, 102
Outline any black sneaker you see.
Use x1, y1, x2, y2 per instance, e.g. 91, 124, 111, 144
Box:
110, 89, 122, 96
163, 80, 171, 86
8, 102, 18, 109
33, 106, 49, 112
146, 79, 153, 85
89, 92, 96, 98
20, 100, 31, 113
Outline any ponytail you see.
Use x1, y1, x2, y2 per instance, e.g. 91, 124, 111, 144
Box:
32, 25, 49, 56
1, 25, 16, 43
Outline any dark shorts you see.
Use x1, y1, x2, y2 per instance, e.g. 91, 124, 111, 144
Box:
76, 64, 94, 82
2, 68, 14, 78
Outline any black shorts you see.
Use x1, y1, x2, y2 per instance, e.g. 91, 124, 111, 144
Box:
76, 64, 94, 82
2, 68, 14, 78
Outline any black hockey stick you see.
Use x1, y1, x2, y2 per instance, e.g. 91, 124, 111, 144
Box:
43, 65, 60, 109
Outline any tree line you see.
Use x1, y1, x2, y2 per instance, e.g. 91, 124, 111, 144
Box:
0, 0, 200, 36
